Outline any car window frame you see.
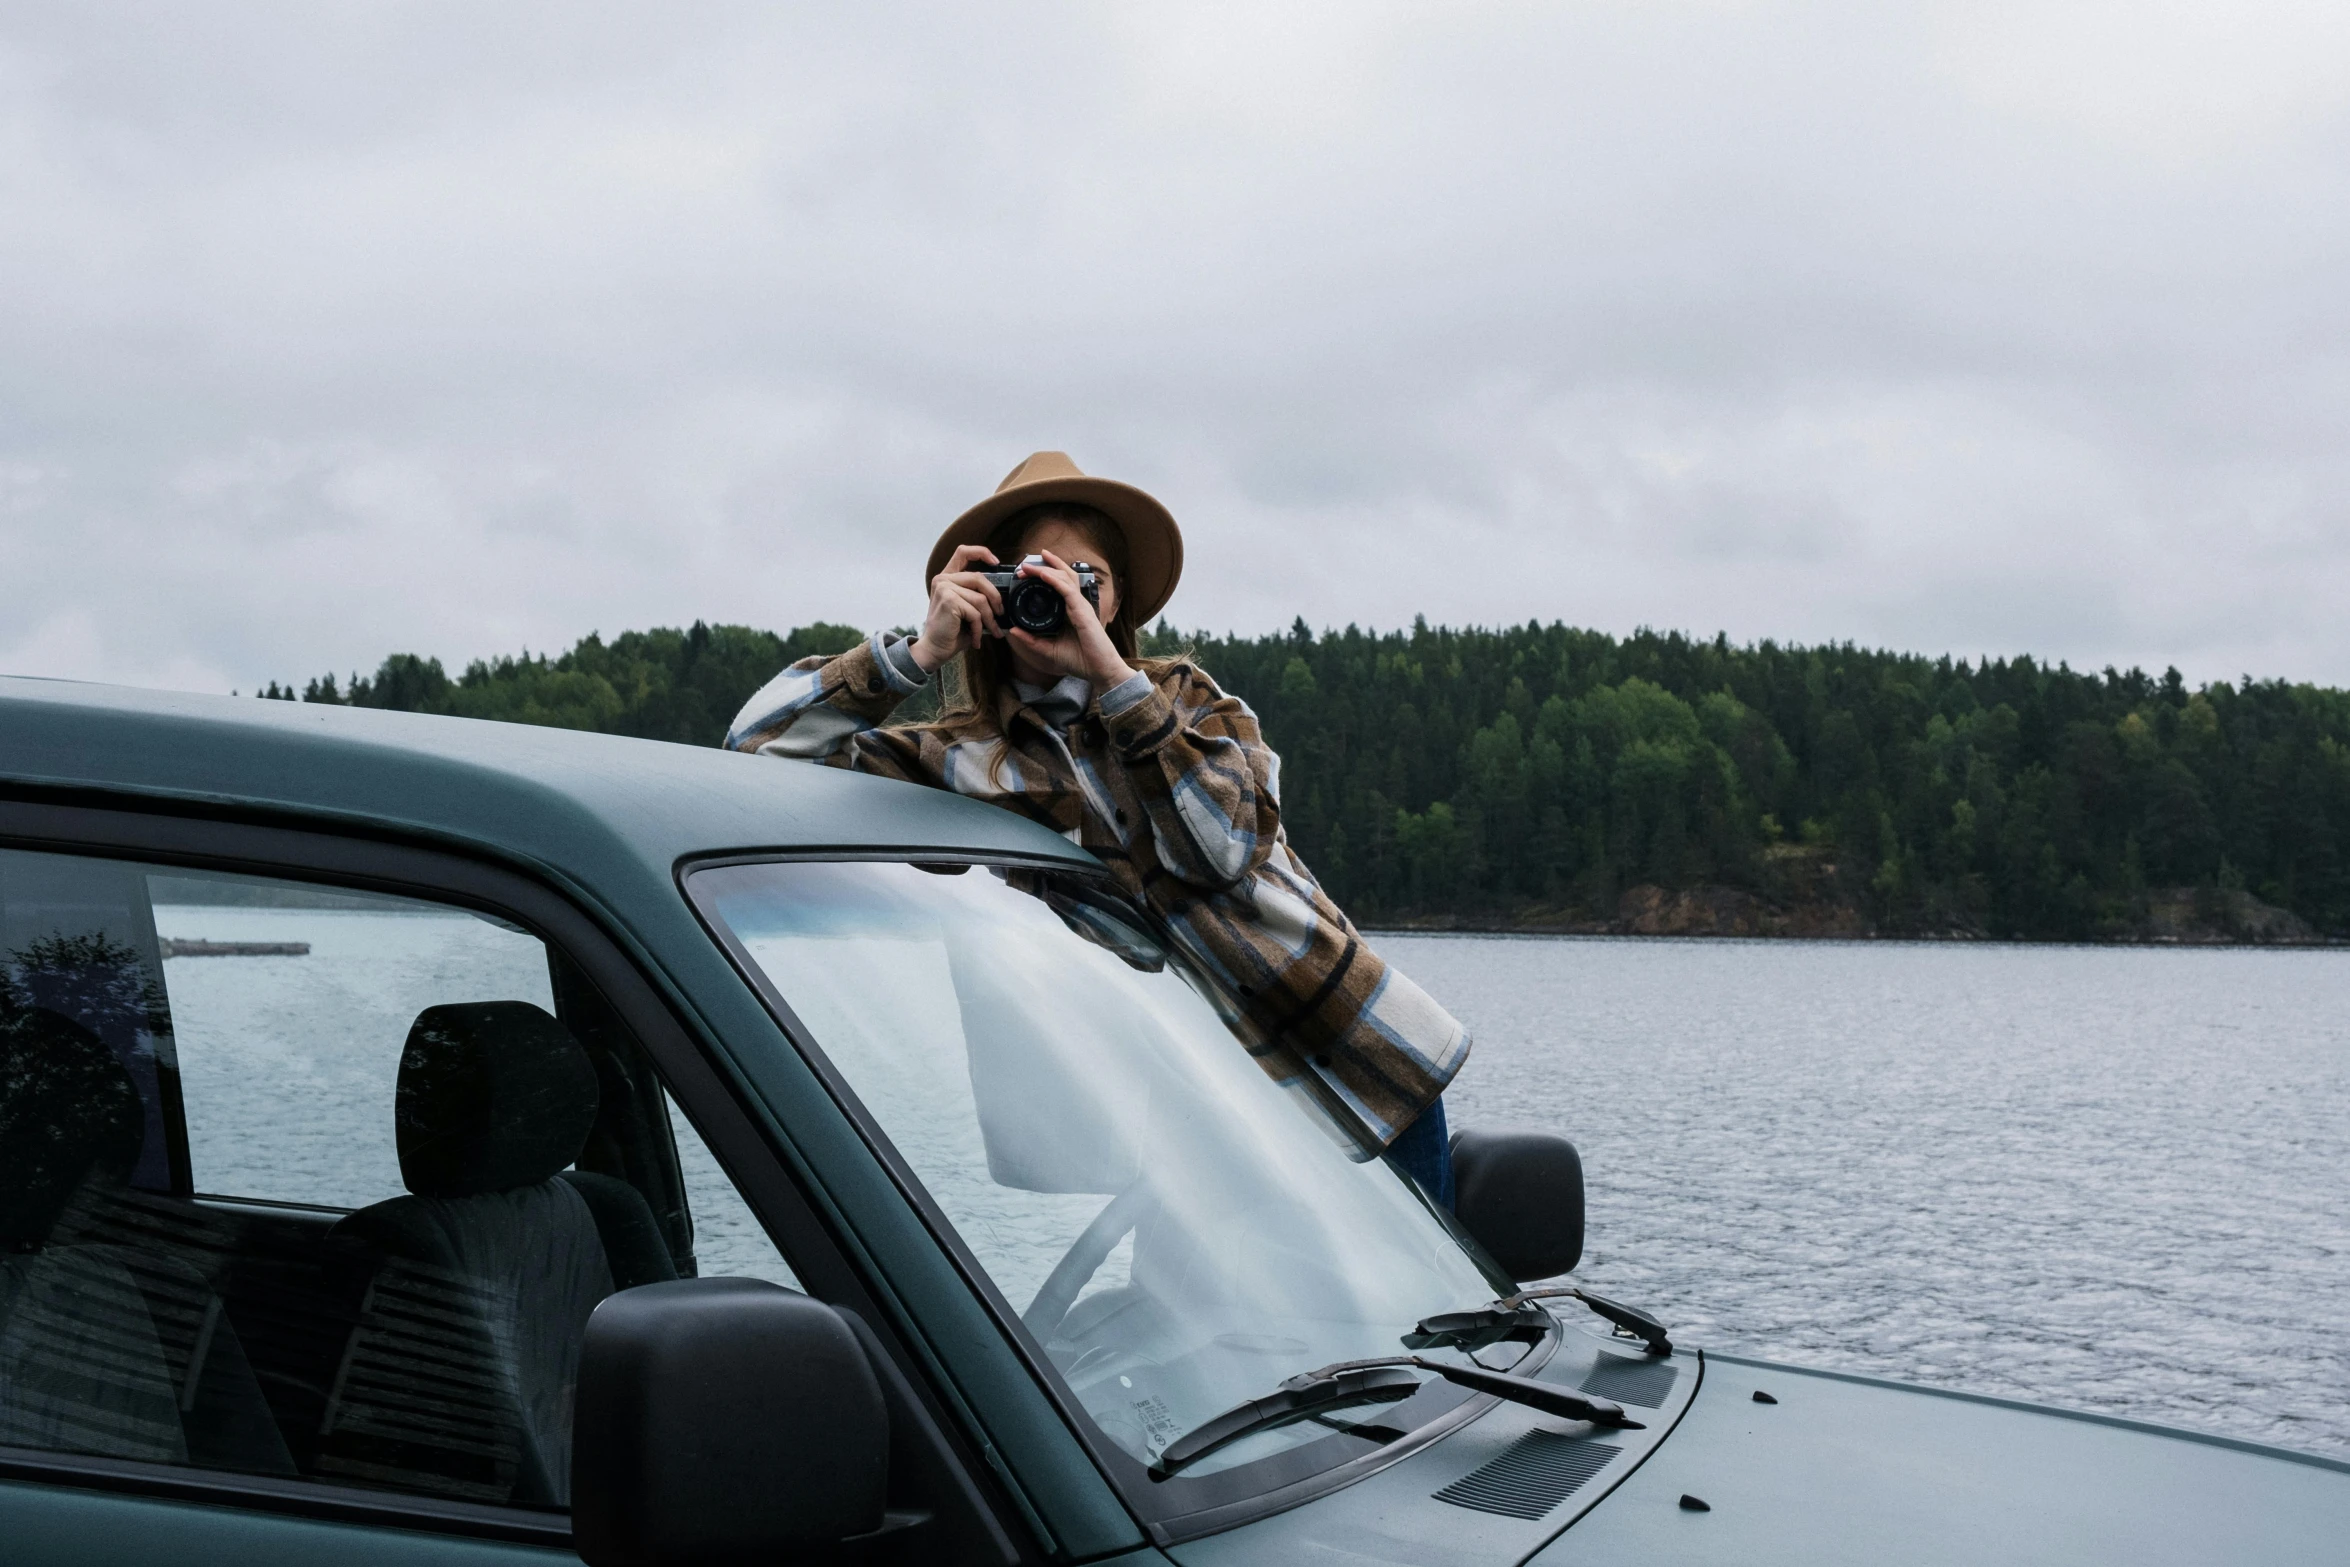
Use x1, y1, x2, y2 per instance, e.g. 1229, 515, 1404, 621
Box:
0, 796, 1024, 1558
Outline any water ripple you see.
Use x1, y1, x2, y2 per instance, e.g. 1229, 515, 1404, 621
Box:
1386, 933, 2350, 1460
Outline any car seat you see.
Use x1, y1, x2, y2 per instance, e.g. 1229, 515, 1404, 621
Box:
319, 1001, 675, 1506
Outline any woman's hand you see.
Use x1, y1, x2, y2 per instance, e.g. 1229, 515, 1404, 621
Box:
910, 545, 1005, 672
1009, 549, 1136, 691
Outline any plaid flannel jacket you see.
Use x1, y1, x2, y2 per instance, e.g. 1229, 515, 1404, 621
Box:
724, 631, 1469, 1144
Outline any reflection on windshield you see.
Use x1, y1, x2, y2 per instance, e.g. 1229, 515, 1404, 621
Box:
694, 860, 1506, 1481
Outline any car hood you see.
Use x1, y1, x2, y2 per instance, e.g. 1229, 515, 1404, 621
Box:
1529, 1351, 2349, 1567
1166, 1345, 2347, 1567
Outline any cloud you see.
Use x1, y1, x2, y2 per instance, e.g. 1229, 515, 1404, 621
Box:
3, 1, 2349, 694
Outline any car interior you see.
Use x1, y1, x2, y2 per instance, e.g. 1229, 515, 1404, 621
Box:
0, 850, 702, 1511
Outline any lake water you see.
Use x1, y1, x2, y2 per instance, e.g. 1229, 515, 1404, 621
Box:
1382, 933, 2350, 1461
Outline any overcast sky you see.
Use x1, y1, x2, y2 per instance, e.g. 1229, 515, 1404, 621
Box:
6, 2, 2349, 696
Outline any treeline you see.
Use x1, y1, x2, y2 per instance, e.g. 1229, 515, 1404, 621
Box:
276, 617, 2350, 940
262, 622, 866, 744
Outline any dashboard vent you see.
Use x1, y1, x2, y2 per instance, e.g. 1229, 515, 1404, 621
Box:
1433, 1432, 1620, 1520
1579, 1356, 1677, 1409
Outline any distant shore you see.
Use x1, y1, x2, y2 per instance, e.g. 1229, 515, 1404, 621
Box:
1366, 881, 2347, 946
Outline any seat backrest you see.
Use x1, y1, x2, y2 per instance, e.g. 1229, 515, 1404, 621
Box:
322, 1001, 671, 1506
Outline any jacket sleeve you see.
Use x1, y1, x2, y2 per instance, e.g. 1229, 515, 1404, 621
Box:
723, 632, 936, 785
1099, 665, 1283, 892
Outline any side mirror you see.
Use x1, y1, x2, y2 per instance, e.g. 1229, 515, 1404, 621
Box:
572, 1278, 889, 1566
1449, 1128, 1584, 1282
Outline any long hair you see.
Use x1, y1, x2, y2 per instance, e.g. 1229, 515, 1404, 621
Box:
931, 501, 1170, 734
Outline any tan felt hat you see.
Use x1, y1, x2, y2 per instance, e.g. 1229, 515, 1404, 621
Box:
926, 452, 1185, 628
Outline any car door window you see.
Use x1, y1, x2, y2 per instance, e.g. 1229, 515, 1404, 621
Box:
0, 846, 795, 1514
153, 874, 553, 1211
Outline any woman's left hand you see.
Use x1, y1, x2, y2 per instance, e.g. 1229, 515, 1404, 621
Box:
1010, 549, 1136, 691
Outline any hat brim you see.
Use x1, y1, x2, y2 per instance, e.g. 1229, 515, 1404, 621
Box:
926, 474, 1184, 629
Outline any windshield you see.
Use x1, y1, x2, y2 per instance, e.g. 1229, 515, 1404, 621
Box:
690, 858, 1511, 1502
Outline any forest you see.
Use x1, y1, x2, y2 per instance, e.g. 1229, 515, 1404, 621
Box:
270, 616, 2350, 941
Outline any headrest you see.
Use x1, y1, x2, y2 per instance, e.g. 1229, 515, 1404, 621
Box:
396, 1001, 599, 1199
0, 1007, 145, 1243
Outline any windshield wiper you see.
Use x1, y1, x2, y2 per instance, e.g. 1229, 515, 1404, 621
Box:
1403, 1300, 1553, 1352
1151, 1363, 1420, 1477
1414, 1288, 1674, 1358
1152, 1355, 1643, 1478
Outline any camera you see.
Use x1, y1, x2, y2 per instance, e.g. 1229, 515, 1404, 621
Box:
978, 555, 1100, 637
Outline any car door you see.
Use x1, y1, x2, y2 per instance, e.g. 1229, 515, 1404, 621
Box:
0, 804, 1024, 1565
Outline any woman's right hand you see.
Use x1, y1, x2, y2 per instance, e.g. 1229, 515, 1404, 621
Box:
910, 545, 1004, 672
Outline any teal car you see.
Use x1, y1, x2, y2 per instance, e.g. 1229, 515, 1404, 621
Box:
0, 676, 2342, 1567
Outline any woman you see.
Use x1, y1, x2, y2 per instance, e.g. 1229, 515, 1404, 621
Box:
726, 452, 1470, 1204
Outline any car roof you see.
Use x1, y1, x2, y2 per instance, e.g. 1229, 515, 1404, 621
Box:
0, 675, 1095, 887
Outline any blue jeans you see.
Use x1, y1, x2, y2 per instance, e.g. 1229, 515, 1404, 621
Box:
1384, 1093, 1454, 1211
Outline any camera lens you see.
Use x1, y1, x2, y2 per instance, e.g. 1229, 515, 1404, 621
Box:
1008, 577, 1067, 635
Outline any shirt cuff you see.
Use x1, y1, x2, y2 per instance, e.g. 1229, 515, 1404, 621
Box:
1102, 677, 1179, 758
1096, 670, 1152, 716
873, 632, 933, 695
